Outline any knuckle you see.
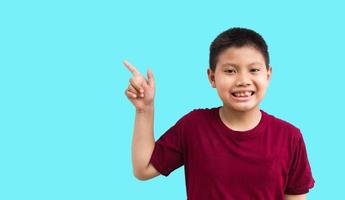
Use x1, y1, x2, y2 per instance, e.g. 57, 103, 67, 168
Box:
126, 88, 133, 93
129, 85, 135, 90
129, 78, 139, 86
129, 77, 135, 84
134, 76, 143, 82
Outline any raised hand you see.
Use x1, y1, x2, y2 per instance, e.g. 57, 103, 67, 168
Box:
123, 60, 155, 112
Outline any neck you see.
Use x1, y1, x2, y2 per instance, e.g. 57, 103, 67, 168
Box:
219, 105, 262, 131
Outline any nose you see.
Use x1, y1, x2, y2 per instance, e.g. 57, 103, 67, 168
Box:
235, 72, 251, 86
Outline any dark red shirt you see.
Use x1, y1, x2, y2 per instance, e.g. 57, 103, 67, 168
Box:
150, 107, 315, 200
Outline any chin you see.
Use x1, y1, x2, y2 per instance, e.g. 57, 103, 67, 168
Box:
233, 107, 257, 112
224, 104, 259, 112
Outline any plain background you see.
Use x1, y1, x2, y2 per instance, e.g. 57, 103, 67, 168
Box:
1, 0, 344, 199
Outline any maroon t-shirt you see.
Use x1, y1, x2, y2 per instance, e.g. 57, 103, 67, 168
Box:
149, 107, 315, 199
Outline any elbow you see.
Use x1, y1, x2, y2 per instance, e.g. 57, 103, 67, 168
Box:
133, 170, 149, 181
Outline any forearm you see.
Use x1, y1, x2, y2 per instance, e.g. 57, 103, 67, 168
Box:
131, 105, 155, 176
284, 194, 306, 200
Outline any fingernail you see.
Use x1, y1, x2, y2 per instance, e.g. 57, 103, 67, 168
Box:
140, 89, 144, 93
140, 93, 144, 97
133, 94, 137, 98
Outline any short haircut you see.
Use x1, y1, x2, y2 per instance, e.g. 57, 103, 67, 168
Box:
209, 27, 270, 71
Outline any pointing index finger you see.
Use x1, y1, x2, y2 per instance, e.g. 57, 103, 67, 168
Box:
123, 60, 141, 76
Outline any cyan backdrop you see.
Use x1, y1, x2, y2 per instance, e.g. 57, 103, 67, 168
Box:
1, 0, 344, 199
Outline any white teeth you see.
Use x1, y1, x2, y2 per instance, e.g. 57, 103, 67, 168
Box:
233, 91, 252, 97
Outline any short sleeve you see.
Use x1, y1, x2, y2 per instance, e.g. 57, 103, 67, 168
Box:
149, 118, 185, 176
285, 131, 315, 195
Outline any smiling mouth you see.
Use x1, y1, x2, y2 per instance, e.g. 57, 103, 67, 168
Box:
231, 91, 255, 97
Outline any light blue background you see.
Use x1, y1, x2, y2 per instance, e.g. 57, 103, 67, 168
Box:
0, 0, 344, 199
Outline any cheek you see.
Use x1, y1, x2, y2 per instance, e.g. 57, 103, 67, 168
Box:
216, 76, 233, 86
216, 80, 231, 92
257, 77, 269, 87
256, 81, 269, 95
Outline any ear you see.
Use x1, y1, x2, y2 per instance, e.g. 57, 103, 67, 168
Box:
267, 66, 272, 81
207, 68, 216, 88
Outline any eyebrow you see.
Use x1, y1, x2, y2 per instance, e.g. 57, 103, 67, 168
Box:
221, 62, 264, 67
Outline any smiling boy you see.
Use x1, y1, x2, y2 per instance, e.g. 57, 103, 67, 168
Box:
124, 27, 315, 200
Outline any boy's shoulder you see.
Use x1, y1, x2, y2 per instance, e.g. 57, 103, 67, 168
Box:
263, 110, 303, 139
176, 107, 217, 123
183, 107, 217, 118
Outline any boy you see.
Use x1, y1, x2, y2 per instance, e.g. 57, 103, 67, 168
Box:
124, 27, 315, 200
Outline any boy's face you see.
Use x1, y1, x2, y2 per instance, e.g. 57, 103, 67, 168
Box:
207, 45, 272, 113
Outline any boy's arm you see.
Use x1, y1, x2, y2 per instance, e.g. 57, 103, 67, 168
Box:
123, 60, 160, 180
284, 194, 307, 200
131, 106, 160, 180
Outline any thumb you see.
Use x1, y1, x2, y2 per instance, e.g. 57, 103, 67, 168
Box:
146, 68, 155, 87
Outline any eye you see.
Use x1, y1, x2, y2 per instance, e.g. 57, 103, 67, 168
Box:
224, 69, 236, 73
251, 69, 260, 72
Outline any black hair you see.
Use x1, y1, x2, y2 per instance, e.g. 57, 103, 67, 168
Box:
209, 27, 270, 72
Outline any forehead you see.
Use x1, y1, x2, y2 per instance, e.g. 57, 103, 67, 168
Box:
217, 46, 265, 67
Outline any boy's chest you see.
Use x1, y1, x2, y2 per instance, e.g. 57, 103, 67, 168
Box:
184, 129, 290, 189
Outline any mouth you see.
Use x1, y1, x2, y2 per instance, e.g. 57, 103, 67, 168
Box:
231, 91, 255, 98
